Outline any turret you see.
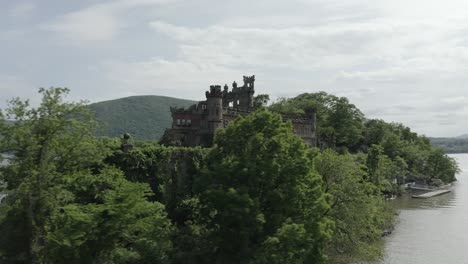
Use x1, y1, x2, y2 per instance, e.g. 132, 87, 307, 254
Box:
206, 85, 223, 134
240, 75, 255, 110
243, 75, 255, 90
222, 84, 230, 108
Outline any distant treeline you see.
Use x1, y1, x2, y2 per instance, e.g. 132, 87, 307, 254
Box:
430, 137, 468, 154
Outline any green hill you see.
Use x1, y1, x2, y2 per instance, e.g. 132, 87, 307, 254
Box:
89, 95, 196, 141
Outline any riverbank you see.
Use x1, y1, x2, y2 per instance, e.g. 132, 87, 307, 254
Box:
377, 153, 468, 264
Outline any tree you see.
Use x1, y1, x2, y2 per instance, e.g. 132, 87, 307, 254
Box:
0, 88, 104, 262
193, 110, 331, 264
253, 94, 270, 108
44, 167, 173, 264
367, 145, 384, 185
315, 149, 394, 262
0, 88, 172, 263
425, 148, 459, 184
269, 92, 364, 151
363, 119, 389, 147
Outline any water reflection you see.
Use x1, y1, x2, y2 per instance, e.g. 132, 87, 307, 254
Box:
379, 154, 468, 264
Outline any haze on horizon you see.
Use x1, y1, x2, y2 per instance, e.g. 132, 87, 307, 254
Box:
1, 0, 468, 137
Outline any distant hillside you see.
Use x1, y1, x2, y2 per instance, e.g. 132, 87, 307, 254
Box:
89, 96, 197, 141
429, 137, 468, 154
456, 134, 468, 139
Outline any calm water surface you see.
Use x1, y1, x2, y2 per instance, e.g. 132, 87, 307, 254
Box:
379, 153, 468, 264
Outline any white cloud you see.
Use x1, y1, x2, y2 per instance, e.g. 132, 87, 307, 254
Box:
101, 58, 244, 100
151, 17, 468, 76
145, 13, 468, 136
9, 2, 35, 19
5, 0, 468, 136
43, 7, 119, 42
378, 0, 468, 20
0, 75, 38, 109
150, 21, 374, 70
41, 0, 178, 42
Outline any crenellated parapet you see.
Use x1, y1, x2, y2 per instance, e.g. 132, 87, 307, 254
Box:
243, 75, 255, 90
206, 85, 223, 98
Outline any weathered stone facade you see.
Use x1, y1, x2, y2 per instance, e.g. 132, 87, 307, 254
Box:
162, 75, 316, 147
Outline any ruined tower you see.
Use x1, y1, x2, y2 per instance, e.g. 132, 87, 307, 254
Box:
240, 75, 255, 110
205, 85, 223, 134
233, 75, 255, 111
222, 75, 255, 110
162, 75, 317, 148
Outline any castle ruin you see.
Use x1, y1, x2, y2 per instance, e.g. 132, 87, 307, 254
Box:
162, 75, 316, 147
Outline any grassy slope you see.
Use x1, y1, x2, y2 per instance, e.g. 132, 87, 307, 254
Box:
89, 95, 196, 141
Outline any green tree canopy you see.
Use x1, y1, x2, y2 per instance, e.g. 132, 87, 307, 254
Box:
315, 149, 394, 262
269, 92, 364, 151
194, 109, 332, 264
0, 88, 172, 263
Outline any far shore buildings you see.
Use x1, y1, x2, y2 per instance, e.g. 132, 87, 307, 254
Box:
162, 75, 317, 147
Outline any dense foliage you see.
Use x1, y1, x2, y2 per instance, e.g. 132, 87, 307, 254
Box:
193, 110, 332, 264
105, 111, 333, 264
0, 89, 173, 263
0, 88, 459, 263
315, 150, 394, 262
89, 95, 196, 141
270, 92, 364, 152
270, 92, 459, 187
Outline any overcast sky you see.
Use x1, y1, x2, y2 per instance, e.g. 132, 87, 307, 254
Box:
1, 0, 468, 137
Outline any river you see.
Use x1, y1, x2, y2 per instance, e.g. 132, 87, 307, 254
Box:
379, 153, 468, 264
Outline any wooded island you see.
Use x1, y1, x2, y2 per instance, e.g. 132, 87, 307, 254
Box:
0, 86, 458, 263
